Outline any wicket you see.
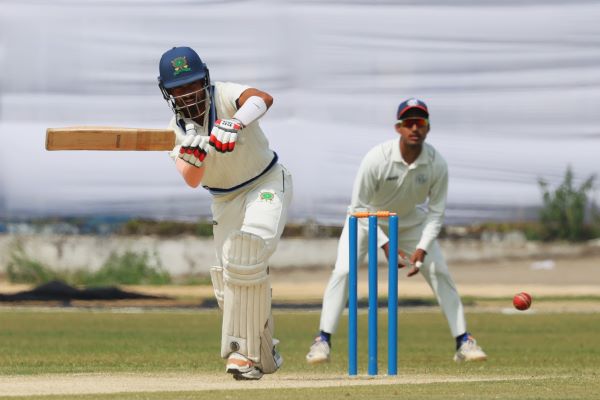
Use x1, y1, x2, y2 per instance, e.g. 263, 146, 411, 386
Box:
348, 211, 398, 376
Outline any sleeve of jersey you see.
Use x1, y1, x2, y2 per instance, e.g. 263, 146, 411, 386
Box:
416, 163, 449, 252
347, 150, 390, 249
168, 118, 186, 162
218, 82, 251, 111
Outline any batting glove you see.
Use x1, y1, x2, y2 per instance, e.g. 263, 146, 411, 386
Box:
179, 124, 210, 168
209, 118, 242, 153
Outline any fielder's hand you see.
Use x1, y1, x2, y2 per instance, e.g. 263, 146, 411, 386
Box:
209, 118, 242, 153
407, 249, 426, 277
382, 243, 409, 269
179, 124, 210, 168
382, 243, 424, 277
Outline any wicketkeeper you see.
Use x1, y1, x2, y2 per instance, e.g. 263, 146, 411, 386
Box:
158, 46, 293, 380
306, 98, 487, 364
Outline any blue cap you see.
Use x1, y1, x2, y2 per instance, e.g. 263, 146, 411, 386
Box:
397, 98, 429, 119
158, 47, 208, 89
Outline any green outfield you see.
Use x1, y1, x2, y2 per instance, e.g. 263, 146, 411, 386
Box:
0, 307, 599, 399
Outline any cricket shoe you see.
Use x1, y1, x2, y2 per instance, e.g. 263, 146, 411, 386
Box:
226, 352, 264, 380
305, 336, 331, 364
453, 335, 487, 362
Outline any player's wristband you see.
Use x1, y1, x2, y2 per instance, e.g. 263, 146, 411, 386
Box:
415, 261, 423, 269
233, 96, 267, 127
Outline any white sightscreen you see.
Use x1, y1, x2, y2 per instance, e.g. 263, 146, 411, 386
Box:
1, 0, 599, 223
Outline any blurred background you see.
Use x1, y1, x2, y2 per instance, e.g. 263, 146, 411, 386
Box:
1, 0, 600, 283
1, 0, 598, 226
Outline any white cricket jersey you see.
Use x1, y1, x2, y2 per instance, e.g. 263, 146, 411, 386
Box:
350, 138, 448, 252
168, 81, 276, 192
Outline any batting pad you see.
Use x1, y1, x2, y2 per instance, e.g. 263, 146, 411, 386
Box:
221, 231, 279, 372
259, 315, 283, 373
209, 266, 224, 310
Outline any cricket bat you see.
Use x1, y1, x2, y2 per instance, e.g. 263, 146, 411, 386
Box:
45, 127, 176, 151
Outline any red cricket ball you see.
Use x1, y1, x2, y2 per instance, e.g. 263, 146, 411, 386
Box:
513, 292, 532, 311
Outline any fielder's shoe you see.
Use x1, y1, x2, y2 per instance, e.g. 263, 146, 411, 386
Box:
305, 336, 331, 364
226, 352, 264, 380
453, 335, 487, 363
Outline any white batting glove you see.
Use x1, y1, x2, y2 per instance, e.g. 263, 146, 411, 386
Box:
209, 118, 242, 153
178, 124, 210, 168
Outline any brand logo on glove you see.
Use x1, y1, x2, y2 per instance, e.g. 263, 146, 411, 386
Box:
171, 57, 191, 76
221, 120, 236, 129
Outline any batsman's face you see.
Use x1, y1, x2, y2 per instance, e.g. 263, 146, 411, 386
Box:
168, 80, 209, 122
170, 81, 205, 101
396, 118, 429, 146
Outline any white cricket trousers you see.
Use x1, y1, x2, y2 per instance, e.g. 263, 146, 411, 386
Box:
319, 218, 467, 338
211, 164, 293, 263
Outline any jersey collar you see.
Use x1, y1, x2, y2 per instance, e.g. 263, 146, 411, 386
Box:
393, 138, 429, 168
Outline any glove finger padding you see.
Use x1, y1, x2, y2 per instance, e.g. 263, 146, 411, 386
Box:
181, 134, 196, 147
209, 119, 242, 153
179, 125, 209, 168
209, 128, 223, 152
221, 131, 231, 151
228, 132, 237, 152
179, 134, 194, 161
180, 145, 206, 167
190, 135, 203, 147
179, 147, 192, 162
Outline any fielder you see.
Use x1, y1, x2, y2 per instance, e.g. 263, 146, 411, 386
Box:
306, 98, 487, 364
158, 46, 293, 380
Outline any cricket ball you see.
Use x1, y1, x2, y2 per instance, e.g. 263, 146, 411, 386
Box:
513, 292, 532, 311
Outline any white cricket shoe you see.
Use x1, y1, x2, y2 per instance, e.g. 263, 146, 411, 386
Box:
305, 336, 331, 364
226, 352, 264, 380
453, 335, 487, 362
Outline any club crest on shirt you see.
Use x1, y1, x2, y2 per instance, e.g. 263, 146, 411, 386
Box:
171, 56, 191, 76
416, 174, 427, 184
259, 190, 276, 202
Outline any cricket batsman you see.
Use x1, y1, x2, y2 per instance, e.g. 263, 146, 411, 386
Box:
306, 98, 487, 364
158, 46, 293, 380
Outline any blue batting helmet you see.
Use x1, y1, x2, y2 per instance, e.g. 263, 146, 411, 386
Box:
158, 46, 209, 89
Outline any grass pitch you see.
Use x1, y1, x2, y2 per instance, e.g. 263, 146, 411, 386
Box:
0, 307, 599, 399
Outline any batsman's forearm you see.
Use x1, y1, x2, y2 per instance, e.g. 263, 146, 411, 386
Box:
233, 96, 268, 127
176, 158, 205, 188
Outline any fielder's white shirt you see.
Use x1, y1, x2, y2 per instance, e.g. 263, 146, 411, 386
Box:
168, 81, 275, 191
350, 138, 448, 252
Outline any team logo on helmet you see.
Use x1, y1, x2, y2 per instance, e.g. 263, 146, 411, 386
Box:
171, 56, 191, 76
407, 98, 419, 106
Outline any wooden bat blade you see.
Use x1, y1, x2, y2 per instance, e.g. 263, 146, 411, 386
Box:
46, 127, 176, 151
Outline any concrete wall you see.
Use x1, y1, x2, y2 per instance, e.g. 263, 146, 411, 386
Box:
1, 234, 598, 276
0, 235, 340, 276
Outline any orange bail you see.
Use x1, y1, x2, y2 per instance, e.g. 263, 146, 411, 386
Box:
351, 211, 397, 218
